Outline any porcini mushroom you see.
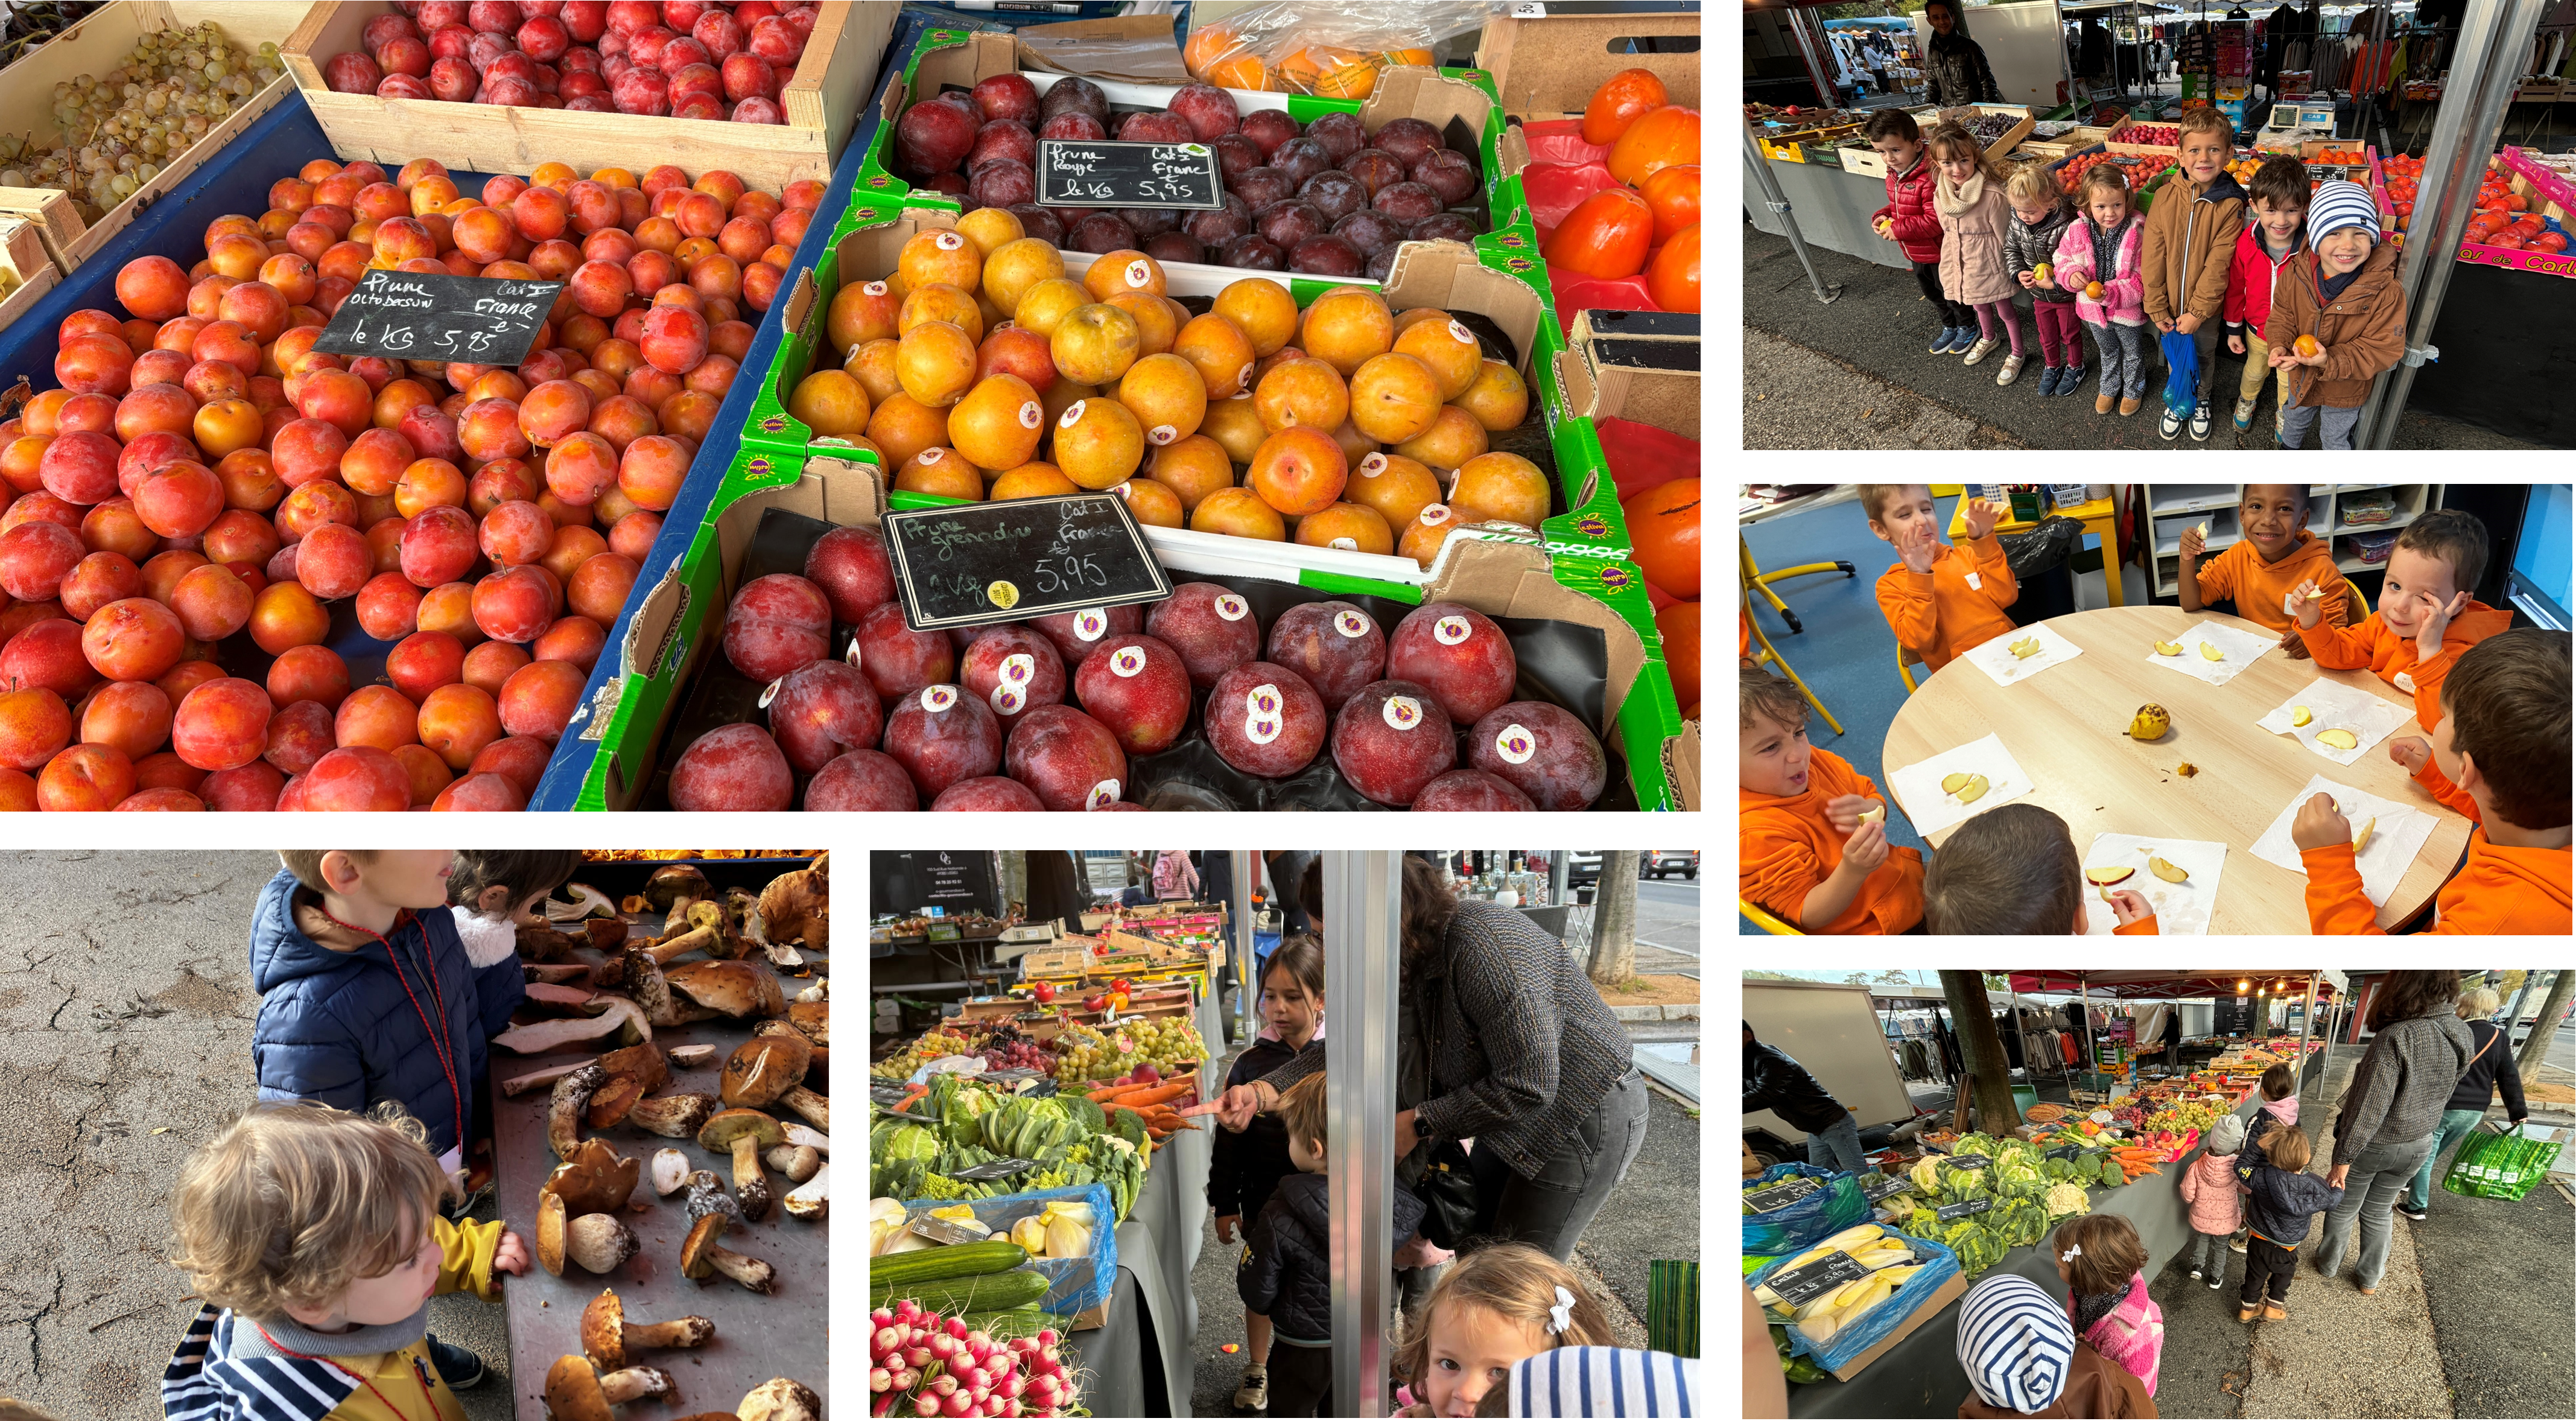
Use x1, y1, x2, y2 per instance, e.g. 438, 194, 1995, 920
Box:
640, 923, 719, 967
543, 1353, 673, 1418
537, 1191, 568, 1277
515, 921, 583, 961
684, 1169, 743, 1225
668, 1044, 719, 1070
525, 962, 594, 987
763, 1145, 821, 1183
737, 1378, 822, 1421
680, 1212, 776, 1294
624, 1093, 717, 1139
585, 917, 632, 951
758, 854, 828, 950
541, 1138, 640, 1216
643, 865, 711, 914
495, 997, 650, 1055
567, 1213, 640, 1273
782, 1165, 827, 1223
665, 959, 788, 1020
779, 1123, 828, 1156
651, 1148, 691, 1197
719, 1033, 810, 1109
545, 883, 618, 923
502, 1058, 595, 1098
696, 1108, 785, 1220
786, 1000, 828, 1046
773, 1084, 827, 1133
579, 1288, 714, 1371
548, 1063, 608, 1159
586, 1074, 648, 1131
623, 946, 685, 1027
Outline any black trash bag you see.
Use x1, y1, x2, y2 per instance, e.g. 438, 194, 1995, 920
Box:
1997, 514, 2086, 629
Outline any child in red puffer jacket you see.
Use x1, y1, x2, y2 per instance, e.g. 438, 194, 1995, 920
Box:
2222, 156, 2310, 436
1865, 109, 1977, 355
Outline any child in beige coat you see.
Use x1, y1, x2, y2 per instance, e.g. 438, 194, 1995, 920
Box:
1929, 122, 2022, 380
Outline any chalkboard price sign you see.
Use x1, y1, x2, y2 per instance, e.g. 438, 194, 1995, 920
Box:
312, 269, 563, 366
1036, 139, 1223, 209
1765, 1251, 1873, 1309
2045, 1145, 2082, 1162
1943, 1154, 1991, 1171
1859, 1173, 1914, 1203
1935, 1197, 1994, 1222
883, 491, 1171, 630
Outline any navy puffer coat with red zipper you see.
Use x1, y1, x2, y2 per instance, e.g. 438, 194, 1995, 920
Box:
1874, 150, 1946, 264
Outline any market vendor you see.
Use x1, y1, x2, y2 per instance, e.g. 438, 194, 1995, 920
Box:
1211, 857, 1644, 1262
1743, 1023, 1868, 1177
1922, 0, 2003, 108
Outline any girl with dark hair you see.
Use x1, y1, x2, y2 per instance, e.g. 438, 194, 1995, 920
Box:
1210, 935, 1325, 1412
2318, 971, 2473, 1293
1923, 0, 2003, 107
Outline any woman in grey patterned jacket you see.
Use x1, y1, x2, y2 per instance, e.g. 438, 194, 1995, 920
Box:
2317, 970, 2473, 1293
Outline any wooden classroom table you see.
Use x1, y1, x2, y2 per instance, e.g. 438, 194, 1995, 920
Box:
1883, 605, 2473, 933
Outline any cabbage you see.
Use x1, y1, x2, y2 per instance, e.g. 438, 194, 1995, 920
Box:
883, 1123, 944, 1162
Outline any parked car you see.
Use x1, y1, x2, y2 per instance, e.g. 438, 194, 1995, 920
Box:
1644, 850, 1698, 879
1564, 851, 1602, 888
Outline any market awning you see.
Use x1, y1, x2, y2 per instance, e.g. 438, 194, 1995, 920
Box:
2004, 971, 2327, 999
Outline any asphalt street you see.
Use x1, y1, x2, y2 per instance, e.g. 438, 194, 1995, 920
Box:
0, 852, 509, 1421
1632, 877, 1703, 978
1742, 223, 2541, 450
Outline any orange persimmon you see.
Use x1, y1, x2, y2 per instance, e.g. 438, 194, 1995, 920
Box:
1607, 104, 1700, 186
1623, 475, 1700, 600
1543, 188, 1654, 279
1640, 164, 1701, 244
1582, 68, 1669, 147
1646, 224, 1701, 313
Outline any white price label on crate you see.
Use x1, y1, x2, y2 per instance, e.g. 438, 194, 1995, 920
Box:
1512, 2, 1547, 14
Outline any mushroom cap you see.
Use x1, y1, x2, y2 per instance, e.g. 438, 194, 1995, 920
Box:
684, 1169, 743, 1224
652, 1148, 693, 1197
535, 1191, 567, 1276
596, 1042, 671, 1095
585, 916, 632, 949
579, 1289, 626, 1369
719, 1033, 811, 1108
697, 1107, 786, 1152
585, 1074, 647, 1131
566, 1212, 641, 1273
679, 1212, 730, 1277
542, 1139, 640, 1216
644, 864, 712, 910
544, 1354, 613, 1421
786, 1000, 828, 1046
738, 1376, 824, 1421
666, 959, 787, 1019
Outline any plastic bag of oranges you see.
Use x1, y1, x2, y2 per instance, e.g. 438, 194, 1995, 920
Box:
1182, 0, 1487, 100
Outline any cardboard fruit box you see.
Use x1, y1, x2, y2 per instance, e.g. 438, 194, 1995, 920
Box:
0, 1, 306, 272
1476, 8, 1699, 224
278, 0, 890, 194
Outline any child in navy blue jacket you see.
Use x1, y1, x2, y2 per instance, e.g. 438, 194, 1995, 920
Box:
1210, 936, 1324, 1413
2234, 1121, 2344, 1323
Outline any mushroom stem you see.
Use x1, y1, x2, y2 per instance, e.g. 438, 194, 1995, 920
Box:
598, 1367, 674, 1405
728, 1136, 770, 1219
778, 1086, 829, 1131
644, 923, 717, 964
706, 1242, 776, 1294
627, 1317, 715, 1349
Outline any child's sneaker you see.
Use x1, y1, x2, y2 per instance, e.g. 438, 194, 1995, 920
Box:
2230, 1233, 2248, 1253
1962, 336, 2001, 366
2191, 401, 2213, 440
2188, 1267, 2203, 1280
426, 1336, 487, 1390
2159, 404, 2184, 439
2061, 363, 2087, 393
1929, 326, 1959, 354
1944, 327, 1981, 354
2234, 394, 2260, 431
2120, 396, 2144, 417
2095, 393, 2115, 415
1234, 1363, 1269, 1410
1995, 352, 2026, 386
2208, 1273, 2225, 1289
2036, 365, 2064, 396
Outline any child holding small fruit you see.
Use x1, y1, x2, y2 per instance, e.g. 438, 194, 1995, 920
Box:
2291, 508, 2510, 731
1924, 803, 2159, 935
2004, 162, 2086, 396
1740, 661, 1924, 934
1864, 483, 2019, 673
2222, 156, 2312, 434
1210, 936, 1325, 1413
1927, 122, 2023, 374
2260, 180, 2406, 450
2177, 484, 2346, 657
2052, 165, 2151, 416
1864, 109, 1978, 354
2142, 107, 2248, 442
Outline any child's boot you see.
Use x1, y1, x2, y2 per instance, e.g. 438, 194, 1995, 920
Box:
1996, 352, 2026, 386
2095, 392, 2115, 415
1236, 1362, 1269, 1410
2238, 1303, 2259, 1324
2262, 1302, 2287, 1321
2121, 395, 2144, 417
426, 1335, 487, 1390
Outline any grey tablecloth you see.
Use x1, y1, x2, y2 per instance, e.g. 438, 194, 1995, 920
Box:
1059, 1267, 1152, 1416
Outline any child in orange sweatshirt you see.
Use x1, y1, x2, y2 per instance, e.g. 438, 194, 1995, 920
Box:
2295, 628, 2571, 933
1924, 803, 2160, 935
2292, 508, 2511, 731
2177, 483, 2347, 657
1739, 661, 1924, 933
1865, 483, 2019, 674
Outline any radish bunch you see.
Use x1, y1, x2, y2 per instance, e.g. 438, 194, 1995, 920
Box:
869, 1301, 1077, 1417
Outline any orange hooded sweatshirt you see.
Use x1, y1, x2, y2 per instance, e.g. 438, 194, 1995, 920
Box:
1876, 533, 2019, 674
2295, 599, 2513, 733
1740, 748, 1925, 935
2300, 755, 2572, 934
2194, 529, 2347, 635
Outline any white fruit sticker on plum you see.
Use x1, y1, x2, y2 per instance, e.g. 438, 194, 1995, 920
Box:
1357, 452, 1390, 478
1213, 594, 1249, 621
845, 637, 863, 668
920, 684, 958, 713
997, 652, 1034, 687
1147, 424, 1179, 445
1418, 503, 1453, 527
1243, 684, 1285, 744
1073, 608, 1109, 641
1383, 694, 1426, 731
1433, 614, 1474, 646
1448, 320, 1474, 346
1058, 400, 1087, 429
1329, 537, 1357, 550
1492, 722, 1537, 765
1334, 609, 1371, 638
989, 679, 1025, 715
918, 447, 944, 463
1086, 780, 1121, 810
1108, 644, 1148, 678
1125, 259, 1152, 289
757, 677, 783, 710
934, 230, 965, 250
863, 281, 889, 296
1018, 401, 1043, 430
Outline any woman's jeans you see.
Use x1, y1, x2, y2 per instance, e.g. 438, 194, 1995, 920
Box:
1467, 1070, 1650, 1262
1806, 1112, 1868, 1177
2317, 1131, 2437, 1289
2186, 1229, 2232, 1276
2404, 1108, 2489, 1212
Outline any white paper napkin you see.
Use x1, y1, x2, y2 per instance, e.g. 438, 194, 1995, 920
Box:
2080, 833, 2228, 936
2253, 679, 2417, 765
1889, 733, 2035, 838
1959, 621, 2084, 688
2249, 774, 2441, 906
2143, 621, 2277, 687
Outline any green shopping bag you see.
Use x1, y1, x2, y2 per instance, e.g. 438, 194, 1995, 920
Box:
2442, 1122, 2566, 1201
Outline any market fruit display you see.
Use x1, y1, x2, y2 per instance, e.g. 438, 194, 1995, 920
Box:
1517, 69, 1697, 316
0, 155, 818, 810
868, 1299, 1080, 1416
2119, 124, 2181, 148
871, 1071, 1152, 1219
0, 19, 285, 221
322, 0, 814, 123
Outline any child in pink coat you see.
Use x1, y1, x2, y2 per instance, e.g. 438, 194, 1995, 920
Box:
2178, 1113, 2248, 1291
2053, 1213, 2165, 1397
2052, 165, 2151, 416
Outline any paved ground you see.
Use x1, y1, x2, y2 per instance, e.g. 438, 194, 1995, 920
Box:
1742, 224, 2542, 451
0, 852, 510, 1421
1629, 877, 1702, 981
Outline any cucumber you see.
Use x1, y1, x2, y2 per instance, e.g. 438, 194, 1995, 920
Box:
871, 1265, 1052, 1315
864, 1238, 1029, 1290
959, 1306, 1052, 1340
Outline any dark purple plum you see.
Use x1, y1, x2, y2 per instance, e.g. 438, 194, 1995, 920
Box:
1331, 208, 1406, 254
1374, 181, 1443, 224
1115, 206, 1181, 239
1409, 211, 1482, 243
1345, 149, 1408, 197
1288, 234, 1365, 277
1255, 199, 1326, 249
1298, 170, 1366, 222
1049, 205, 1097, 226
1006, 205, 1065, 244
968, 159, 1036, 211
1037, 110, 1106, 142
1217, 235, 1284, 270
1269, 136, 1331, 188
1413, 148, 1479, 206
1229, 166, 1292, 211
969, 119, 1035, 170
1117, 109, 1195, 145
896, 96, 979, 178
1212, 133, 1263, 180
1364, 245, 1398, 281
1068, 212, 1140, 254
971, 72, 1040, 124
1240, 109, 1297, 157
1168, 82, 1241, 140
1370, 116, 1443, 168
1144, 230, 1205, 266
1185, 193, 1252, 246
1304, 111, 1366, 163
923, 170, 969, 199
1038, 75, 1109, 126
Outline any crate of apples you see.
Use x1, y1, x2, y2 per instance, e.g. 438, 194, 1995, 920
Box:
0, 155, 820, 811
2121, 123, 2180, 148
320, 0, 814, 121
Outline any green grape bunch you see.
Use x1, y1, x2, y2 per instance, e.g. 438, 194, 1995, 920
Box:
0, 22, 284, 221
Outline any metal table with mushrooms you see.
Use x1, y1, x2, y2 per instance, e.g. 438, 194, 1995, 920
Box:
491, 856, 831, 1419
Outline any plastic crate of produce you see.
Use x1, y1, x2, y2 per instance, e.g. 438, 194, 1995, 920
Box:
1474, 8, 1699, 232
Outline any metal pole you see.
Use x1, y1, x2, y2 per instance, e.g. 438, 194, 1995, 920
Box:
2298, 971, 2316, 1092
1742, 118, 1845, 305
1232, 850, 1256, 1043
1324, 851, 1400, 1417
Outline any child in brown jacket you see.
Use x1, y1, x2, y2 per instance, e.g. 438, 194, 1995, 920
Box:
2141, 107, 2247, 442
2260, 180, 2407, 450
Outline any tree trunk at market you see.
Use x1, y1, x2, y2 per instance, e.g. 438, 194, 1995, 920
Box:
2514, 969, 2572, 1081
1587, 852, 1641, 985
1940, 971, 2022, 1133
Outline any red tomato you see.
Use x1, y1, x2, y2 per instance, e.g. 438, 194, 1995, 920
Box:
1543, 187, 1654, 279
1640, 164, 1701, 244
1606, 104, 1699, 187
1645, 223, 1700, 313
1581, 67, 1668, 147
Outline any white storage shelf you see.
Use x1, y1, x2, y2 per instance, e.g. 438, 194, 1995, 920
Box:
2143, 483, 2440, 598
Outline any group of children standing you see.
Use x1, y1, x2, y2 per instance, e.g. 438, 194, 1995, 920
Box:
1867, 105, 2406, 448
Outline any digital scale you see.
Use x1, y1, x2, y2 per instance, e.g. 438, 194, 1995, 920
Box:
2253, 100, 2342, 154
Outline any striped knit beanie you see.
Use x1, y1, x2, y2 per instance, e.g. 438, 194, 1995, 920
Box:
2306, 180, 2381, 244
1956, 1274, 2077, 1413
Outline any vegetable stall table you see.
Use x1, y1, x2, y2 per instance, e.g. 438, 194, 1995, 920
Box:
1061, 1075, 1216, 1417
490, 943, 827, 1417
1743, 148, 1915, 270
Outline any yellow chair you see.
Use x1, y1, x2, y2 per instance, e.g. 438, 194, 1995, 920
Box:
1741, 898, 1806, 935
1743, 601, 1844, 737
1899, 645, 1924, 695
1740, 533, 1854, 637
